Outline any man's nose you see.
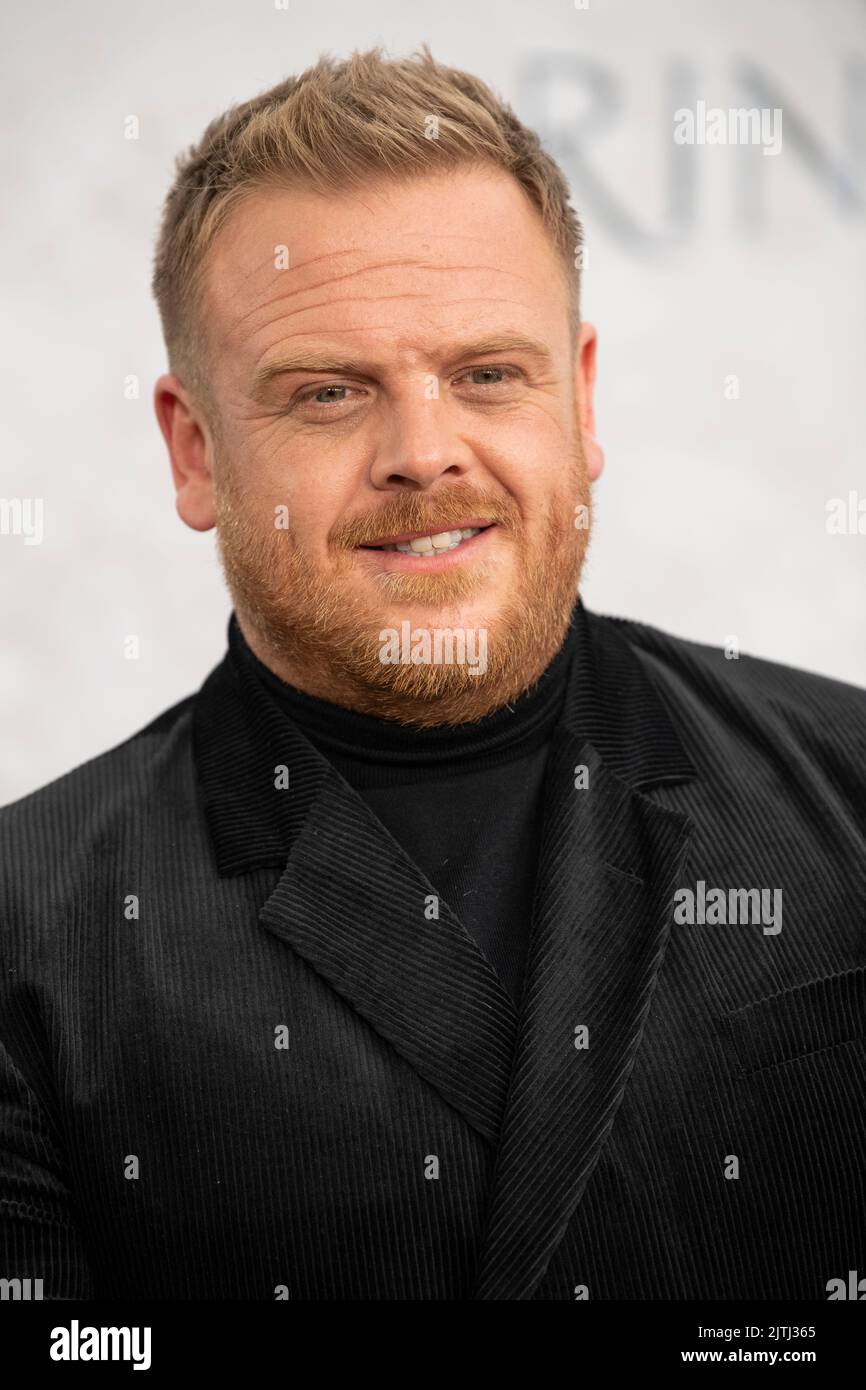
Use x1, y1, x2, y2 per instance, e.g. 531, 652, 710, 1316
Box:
368, 387, 473, 490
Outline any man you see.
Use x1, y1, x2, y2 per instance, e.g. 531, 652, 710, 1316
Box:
1, 46, 864, 1302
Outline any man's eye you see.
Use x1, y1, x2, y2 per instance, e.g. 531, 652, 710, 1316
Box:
457, 366, 519, 387
301, 385, 353, 406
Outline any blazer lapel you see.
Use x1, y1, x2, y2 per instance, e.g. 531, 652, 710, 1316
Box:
193, 619, 518, 1148
258, 770, 519, 1145
472, 611, 697, 1299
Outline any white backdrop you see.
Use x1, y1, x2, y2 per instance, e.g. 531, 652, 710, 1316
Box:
2, 0, 864, 803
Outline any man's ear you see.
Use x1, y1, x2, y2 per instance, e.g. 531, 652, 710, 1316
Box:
575, 322, 604, 483
154, 374, 217, 532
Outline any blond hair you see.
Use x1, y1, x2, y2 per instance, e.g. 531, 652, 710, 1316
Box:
152, 44, 582, 407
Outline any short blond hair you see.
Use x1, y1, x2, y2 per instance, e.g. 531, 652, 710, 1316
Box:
152, 44, 582, 406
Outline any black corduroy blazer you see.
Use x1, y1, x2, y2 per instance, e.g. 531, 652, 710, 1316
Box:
1, 603, 865, 1300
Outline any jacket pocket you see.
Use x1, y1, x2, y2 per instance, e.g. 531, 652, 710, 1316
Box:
721, 967, 866, 1078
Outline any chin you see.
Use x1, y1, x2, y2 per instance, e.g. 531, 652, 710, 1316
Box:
370, 596, 507, 659
364, 561, 510, 626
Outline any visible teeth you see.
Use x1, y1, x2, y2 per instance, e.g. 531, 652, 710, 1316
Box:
378, 527, 482, 555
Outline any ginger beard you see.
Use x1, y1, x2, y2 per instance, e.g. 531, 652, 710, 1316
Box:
213, 438, 593, 726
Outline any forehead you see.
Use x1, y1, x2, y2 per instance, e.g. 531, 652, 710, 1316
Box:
202, 168, 571, 377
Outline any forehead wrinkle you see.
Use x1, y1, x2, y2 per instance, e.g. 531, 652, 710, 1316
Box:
258, 324, 413, 340
225, 253, 537, 335
229, 292, 430, 347
281, 259, 528, 302
252, 231, 510, 284
232, 284, 539, 349
253, 290, 501, 332
227, 255, 428, 332
239, 296, 537, 360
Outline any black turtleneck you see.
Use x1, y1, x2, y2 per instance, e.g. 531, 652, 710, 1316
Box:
238, 613, 581, 1008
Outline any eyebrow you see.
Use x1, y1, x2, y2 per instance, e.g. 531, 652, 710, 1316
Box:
250, 334, 555, 395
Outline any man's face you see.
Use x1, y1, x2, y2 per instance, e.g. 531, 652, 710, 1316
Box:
158, 166, 602, 724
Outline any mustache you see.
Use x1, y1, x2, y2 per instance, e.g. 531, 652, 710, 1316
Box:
331, 485, 522, 550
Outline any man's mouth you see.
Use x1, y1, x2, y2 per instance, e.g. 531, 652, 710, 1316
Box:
359, 521, 494, 555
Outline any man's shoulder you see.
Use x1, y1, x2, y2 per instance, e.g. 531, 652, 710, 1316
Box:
0, 691, 198, 867
592, 607, 866, 746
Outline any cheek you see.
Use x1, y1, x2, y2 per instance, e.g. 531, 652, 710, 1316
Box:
272, 476, 351, 558
222, 428, 341, 540
486, 433, 574, 518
